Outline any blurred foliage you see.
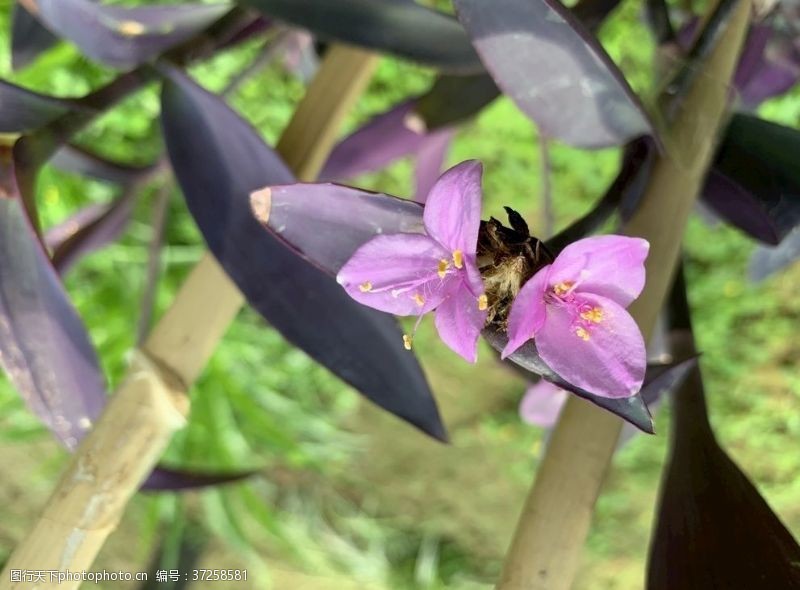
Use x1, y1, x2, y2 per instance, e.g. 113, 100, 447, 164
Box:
0, 1, 799, 589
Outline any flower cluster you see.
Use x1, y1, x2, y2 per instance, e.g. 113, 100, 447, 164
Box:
336, 161, 649, 398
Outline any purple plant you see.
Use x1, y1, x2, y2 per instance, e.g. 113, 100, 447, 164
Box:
3, 0, 800, 585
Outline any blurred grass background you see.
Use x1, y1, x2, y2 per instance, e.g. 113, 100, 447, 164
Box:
1, 1, 799, 588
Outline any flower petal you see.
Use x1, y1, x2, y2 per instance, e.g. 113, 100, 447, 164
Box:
502, 265, 550, 358
434, 284, 487, 362
462, 255, 486, 298
536, 293, 646, 398
519, 381, 568, 428
548, 235, 649, 307
423, 160, 483, 254
337, 233, 455, 315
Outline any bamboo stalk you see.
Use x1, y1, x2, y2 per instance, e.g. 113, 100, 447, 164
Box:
1, 45, 378, 590
494, 2, 753, 589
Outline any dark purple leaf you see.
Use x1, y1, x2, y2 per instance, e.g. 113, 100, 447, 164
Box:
414, 73, 500, 130
251, 182, 424, 275
736, 29, 800, 108
701, 169, 781, 244
0, 79, 85, 133
454, 0, 654, 148
46, 186, 139, 275
702, 114, 800, 244
51, 144, 157, 184
648, 267, 800, 589
640, 356, 696, 406
0, 148, 106, 449
749, 226, 800, 282
482, 327, 654, 432
11, 2, 59, 71
158, 67, 446, 441
31, 0, 231, 69
243, 0, 481, 73
142, 466, 254, 491
733, 24, 772, 90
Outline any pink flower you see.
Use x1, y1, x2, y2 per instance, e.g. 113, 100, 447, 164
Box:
519, 381, 568, 428
502, 235, 649, 398
336, 161, 488, 362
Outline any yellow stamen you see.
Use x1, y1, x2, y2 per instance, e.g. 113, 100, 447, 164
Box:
579, 306, 604, 323
553, 281, 575, 296
437, 259, 449, 279
477, 294, 488, 311
575, 327, 591, 341
359, 281, 373, 292
413, 293, 425, 307
452, 249, 464, 269
403, 334, 413, 350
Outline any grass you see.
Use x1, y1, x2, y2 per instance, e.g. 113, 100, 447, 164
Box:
1, 2, 799, 588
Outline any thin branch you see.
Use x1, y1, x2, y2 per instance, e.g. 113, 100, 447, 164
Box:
222, 30, 290, 98
137, 184, 172, 346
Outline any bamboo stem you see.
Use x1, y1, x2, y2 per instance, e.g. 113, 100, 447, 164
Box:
494, 2, 752, 588
1, 45, 378, 589
1, 356, 186, 590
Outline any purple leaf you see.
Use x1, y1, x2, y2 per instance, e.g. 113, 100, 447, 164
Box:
51, 144, 157, 184
701, 170, 781, 244
414, 73, 500, 130
483, 327, 654, 432
320, 101, 426, 183
648, 268, 800, 589
158, 66, 446, 441
46, 186, 139, 275
142, 466, 254, 491
243, 0, 481, 72
30, 0, 231, 69
0, 148, 106, 449
703, 114, 800, 245
320, 98, 454, 200
0, 79, 85, 133
454, 0, 654, 147
11, 2, 59, 71
252, 183, 424, 276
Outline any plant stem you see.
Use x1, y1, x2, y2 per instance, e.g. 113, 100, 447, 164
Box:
494, 1, 753, 588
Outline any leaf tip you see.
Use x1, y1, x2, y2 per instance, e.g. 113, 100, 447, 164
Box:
250, 186, 272, 225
